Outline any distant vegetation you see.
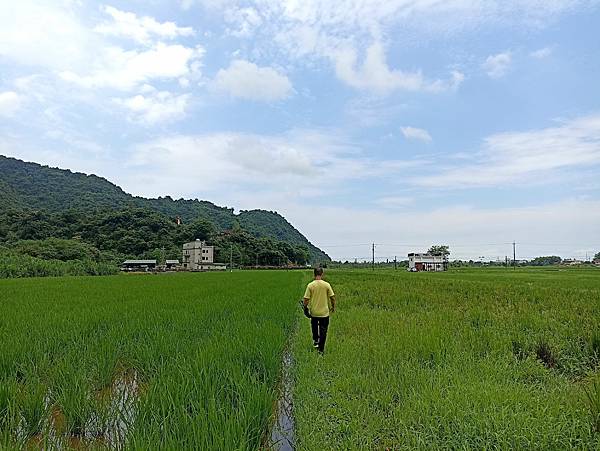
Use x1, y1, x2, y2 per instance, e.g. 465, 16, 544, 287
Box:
0, 247, 117, 278
427, 244, 450, 256
0, 156, 329, 277
529, 255, 563, 266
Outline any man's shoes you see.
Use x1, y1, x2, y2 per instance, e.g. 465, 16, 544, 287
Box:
313, 341, 319, 349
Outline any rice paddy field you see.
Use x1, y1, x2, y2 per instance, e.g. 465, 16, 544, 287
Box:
1, 267, 599, 449
0, 271, 302, 449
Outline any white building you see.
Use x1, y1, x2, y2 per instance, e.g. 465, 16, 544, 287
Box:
408, 253, 448, 272
182, 240, 226, 271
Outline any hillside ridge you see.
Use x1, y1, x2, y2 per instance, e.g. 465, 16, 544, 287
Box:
0, 155, 330, 262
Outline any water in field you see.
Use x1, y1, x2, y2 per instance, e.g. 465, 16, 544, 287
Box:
268, 348, 295, 450
17, 370, 139, 450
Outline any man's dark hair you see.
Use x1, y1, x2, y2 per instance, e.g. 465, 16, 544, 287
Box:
314, 267, 324, 277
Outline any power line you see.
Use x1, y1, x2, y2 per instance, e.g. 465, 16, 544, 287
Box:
318, 242, 600, 248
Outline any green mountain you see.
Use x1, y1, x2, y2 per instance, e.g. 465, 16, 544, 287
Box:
0, 155, 330, 263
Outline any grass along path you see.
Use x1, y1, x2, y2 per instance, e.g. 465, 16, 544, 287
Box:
292, 268, 600, 450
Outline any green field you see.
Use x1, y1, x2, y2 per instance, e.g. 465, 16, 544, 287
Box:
1, 268, 599, 449
293, 268, 600, 449
0, 271, 302, 449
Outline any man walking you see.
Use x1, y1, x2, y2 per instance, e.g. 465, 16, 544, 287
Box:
303, 267, 336, 354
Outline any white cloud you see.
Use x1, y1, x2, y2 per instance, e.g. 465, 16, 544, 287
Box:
0, 2, 203, 94
60, 43, 205, 90
94, 5, 195, 45
216, 0, 587, 92
400, 126, 432, 142
0, 1, 94, 71
482, 51, 512, 78
224, 7, 262, 37
0, 91, 22, 117
229, 0, 591, 36
119, 129, 423, 197
418, 114, 600, 188
332, 42, 464, 93
113, 90, 190, 124
180, 0, 230, 10
530, 47, 553, 59
213, 60, 292, 101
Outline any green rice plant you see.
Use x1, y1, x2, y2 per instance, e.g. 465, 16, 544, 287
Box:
16, 381, 47, 442
0, 378, 17, 442
583, 376, 600, 433
52, 367, 94, 438
590, 331, 600, 367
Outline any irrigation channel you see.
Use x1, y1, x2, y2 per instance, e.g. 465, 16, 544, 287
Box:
266, 346, 295, 450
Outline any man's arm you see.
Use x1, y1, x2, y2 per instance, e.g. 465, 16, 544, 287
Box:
303, 284, 311, 307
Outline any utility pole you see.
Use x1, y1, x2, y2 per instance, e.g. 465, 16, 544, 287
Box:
505, 255, 508, 268
372, 243, 375, 271
230, 245, 233, 272
512, 241, 516, 270
394, 256, 397, 270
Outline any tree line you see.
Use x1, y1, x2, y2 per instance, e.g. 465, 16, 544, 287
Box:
0, 207, 311, 278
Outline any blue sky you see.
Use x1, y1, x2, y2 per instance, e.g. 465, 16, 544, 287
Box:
1, 0, 600, 261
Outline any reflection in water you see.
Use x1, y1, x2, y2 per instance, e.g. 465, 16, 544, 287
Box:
19, 370, 139, 450
268, 348, 295, 450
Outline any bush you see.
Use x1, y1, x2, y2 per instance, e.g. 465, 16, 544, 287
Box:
0, 250, 117, 279
11, 238, 102, 262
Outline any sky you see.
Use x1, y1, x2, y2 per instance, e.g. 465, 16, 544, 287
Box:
1, 0, 600, 262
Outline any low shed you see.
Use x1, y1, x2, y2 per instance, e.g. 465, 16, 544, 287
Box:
122, 260, 157, 271
165, 260, 180, 269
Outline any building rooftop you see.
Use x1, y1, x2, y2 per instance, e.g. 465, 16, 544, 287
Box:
122, 260, 157, 264
408, 253, 447, 258
166, 260, 180, 264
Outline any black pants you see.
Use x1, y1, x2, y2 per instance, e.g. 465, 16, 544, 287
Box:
311, 316, 330, 352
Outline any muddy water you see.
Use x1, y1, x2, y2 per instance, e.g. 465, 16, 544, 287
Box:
19, 370, 139, 450
268, 348, 295, 450
95, 369, 139, 449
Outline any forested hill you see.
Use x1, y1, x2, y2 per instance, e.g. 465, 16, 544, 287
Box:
0, 155, 330, 263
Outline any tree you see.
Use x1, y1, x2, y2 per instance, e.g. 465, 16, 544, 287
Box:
181, 218, 215, 243
428, 245, 450, 257
595, 251, 600, 261
530, 256, 562, 266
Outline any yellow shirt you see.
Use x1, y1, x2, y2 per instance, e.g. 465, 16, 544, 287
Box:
304, 279, 334, 318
